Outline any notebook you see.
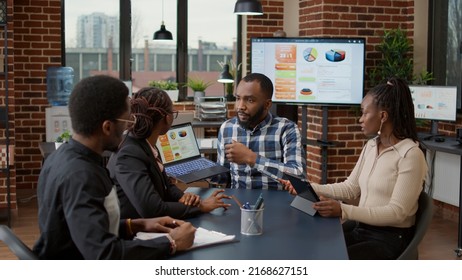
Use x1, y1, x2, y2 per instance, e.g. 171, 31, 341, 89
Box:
135, 227, 237, 250
155, 122, 229, 183
285, 173, 320, 216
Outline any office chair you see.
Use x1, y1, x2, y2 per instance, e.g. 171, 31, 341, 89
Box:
0, 225, 38, 260
397, 191, 434, 260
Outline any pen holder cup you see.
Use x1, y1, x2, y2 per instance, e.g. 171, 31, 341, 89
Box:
240, 206, 264, 235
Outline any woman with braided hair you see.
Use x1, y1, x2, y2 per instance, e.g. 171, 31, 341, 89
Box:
107, 87, 231, 220
282, 77, 427, 259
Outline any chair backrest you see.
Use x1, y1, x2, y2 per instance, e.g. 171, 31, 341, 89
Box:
397, 191, 434, 260
0, 225, 38, 260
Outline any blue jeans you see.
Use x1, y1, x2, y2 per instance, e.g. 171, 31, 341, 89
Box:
343, 221, 414, 260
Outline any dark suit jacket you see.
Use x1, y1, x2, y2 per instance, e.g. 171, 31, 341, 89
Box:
107, 134, 201, 219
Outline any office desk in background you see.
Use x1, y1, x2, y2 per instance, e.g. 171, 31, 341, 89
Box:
173, 187, 348, 260
420, 136, 462, 257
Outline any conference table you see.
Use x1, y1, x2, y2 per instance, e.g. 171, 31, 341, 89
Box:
172, 187, 348, 260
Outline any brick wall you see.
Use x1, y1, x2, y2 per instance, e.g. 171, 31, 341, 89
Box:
245, 0, 285, 68
0, 0, 62, 211
0, 0, 15, 210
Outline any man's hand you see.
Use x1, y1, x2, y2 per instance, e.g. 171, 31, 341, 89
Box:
179, 192, 201, 206
168, 222, 196, 251
313, 196, 342, 217
225, 141, 257, 166
199, 189, 232, 212
133, 216, 182, 233
133, 216, 196, 251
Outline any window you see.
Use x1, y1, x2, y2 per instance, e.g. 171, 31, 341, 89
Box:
64, 0, 119, 81
64, 0, 237, 100
430, 0, 462, 109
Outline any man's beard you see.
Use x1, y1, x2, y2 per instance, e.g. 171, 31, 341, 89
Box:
238, 106, 266, 130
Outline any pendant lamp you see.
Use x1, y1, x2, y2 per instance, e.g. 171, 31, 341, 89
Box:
234, 0, 263, 16
153, 0, 173, 40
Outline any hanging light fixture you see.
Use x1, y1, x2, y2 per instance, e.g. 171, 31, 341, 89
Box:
153, 0, 173, 40
217, 64, 234, 83
218, 64, 234, 99
234, 0, 263, 16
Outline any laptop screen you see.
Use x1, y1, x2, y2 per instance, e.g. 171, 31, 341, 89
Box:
155, 123, 201, 164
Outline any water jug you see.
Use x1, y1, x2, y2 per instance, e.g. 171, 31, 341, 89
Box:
47, 66, 74, 106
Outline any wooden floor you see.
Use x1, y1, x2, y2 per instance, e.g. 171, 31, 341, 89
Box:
1, 192, 462, 260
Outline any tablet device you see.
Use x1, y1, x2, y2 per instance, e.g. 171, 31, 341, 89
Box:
284, 173, 320, 202
284, 173, 319, 216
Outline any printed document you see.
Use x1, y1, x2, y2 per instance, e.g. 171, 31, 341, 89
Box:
135, 227, 236, 249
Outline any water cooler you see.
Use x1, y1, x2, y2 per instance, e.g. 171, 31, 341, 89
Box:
45, 67, 74, 142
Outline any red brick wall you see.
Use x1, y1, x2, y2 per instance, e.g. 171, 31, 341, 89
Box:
0, 0, 16, 210
14, 0, 62, 191
0, 0, 62, 210
245, 0, 285, 69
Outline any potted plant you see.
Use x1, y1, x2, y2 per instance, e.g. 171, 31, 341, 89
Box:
184, 76, 214, 103
369, 28, 433, 87
148, 79, 179, 102
369, 28, 434, 128
55, 130, 72, 149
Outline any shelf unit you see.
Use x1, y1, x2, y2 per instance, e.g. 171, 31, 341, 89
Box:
194, 96, 227, 121
0, 0, 11, 227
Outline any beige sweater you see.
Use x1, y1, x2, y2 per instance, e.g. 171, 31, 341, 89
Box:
312, 138, 427, 228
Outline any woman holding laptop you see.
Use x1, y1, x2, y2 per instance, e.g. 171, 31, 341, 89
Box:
282, 77, 427, 260
107, 87, 231, 220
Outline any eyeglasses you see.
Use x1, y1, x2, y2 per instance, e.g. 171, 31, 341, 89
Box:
115, 115, 136, 124
170, 110, 179, 119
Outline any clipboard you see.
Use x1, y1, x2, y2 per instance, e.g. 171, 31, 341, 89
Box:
284, 173, 320, 216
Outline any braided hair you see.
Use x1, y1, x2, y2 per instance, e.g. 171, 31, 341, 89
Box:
367, 77, 418, 142
129, 87, 173, 139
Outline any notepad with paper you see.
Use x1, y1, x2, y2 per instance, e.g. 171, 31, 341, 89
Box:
135, 227, 237, 249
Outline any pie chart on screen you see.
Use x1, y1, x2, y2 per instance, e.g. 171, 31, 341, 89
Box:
303, 47, 318, 62
325, 49, 346, 62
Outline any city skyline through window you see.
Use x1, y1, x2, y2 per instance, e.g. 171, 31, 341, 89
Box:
64, 0, 237, 99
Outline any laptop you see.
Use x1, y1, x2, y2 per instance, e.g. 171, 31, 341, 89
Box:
284, 173, 320, 216
155, 122, 229, 183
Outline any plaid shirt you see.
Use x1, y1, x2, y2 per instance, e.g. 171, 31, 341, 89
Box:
216, 113, 306, 189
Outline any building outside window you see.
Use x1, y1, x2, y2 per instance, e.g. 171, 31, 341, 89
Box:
64, 0, 237, 99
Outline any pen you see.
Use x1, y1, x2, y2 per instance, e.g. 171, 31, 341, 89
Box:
253, 193, 264, 210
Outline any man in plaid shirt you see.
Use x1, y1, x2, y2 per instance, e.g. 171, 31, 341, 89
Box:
215, 73, 306, 189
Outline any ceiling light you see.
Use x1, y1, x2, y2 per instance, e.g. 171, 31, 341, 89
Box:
153, 0, 173, 40
234, 0, 263, 16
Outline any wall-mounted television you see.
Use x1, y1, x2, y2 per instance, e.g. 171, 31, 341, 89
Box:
251, 37, 365, 106
410, 85, 458, 135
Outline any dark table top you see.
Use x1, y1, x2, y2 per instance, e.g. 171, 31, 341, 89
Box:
419, 135, 462, 155
172, 187, 348, 260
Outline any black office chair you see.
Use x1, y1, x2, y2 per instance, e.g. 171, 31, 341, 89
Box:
397, 191, 434, 260
0, 225, 38, 260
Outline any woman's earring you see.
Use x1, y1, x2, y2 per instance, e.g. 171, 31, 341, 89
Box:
378, 122, 383, 135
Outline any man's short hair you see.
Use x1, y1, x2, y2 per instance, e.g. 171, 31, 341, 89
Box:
69, 75, 129, 136
241, 73, 273, 99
